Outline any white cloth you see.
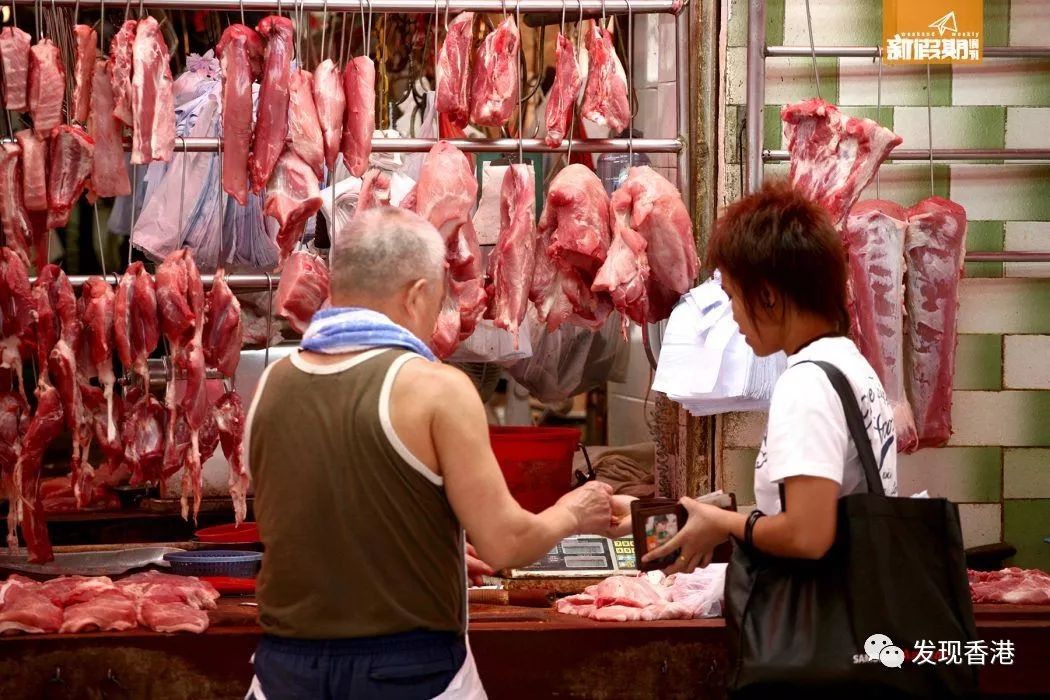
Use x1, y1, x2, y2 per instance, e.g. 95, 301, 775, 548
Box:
432, 639, 487, 699
753, 336, 899, 515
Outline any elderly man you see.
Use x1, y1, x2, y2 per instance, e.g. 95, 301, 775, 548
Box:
246, 208, 620, 700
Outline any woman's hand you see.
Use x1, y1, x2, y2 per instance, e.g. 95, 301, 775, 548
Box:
641, 499, 729, 575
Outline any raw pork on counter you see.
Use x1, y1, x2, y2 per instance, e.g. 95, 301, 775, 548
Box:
782, 99, 902, 225
556, 567, 726, 621
904, 197, 967, 449
969, 568, 1050, 605
842, 200, 918, 453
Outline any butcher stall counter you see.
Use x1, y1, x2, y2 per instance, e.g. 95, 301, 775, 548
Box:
0, 600, 1047, 699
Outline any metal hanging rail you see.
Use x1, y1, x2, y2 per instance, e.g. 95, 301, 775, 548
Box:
965, 252, 1050, 263
764, 148, 1050, 162
10, 0, 685, 13
32, 273, 283, 292
766, 46, 1050, 59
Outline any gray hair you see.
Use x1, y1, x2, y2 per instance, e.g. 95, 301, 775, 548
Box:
330, 207, 446, 299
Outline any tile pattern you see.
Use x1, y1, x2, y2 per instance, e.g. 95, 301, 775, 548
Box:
716, 0, 1050, 567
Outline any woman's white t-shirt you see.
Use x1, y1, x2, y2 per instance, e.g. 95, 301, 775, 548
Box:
753, 336, 899, 515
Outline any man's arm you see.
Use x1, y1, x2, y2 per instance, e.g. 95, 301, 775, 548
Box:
431, 368, 612, 571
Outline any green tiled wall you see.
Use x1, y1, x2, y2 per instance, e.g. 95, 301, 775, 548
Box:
718, 0, 1050, 571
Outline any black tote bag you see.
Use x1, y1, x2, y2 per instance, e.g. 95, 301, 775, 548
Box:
724, 360, 979, 698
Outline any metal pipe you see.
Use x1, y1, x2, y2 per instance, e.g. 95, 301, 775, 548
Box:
674, 0, 690, 194
766, 45, 1050, 59
745, 0, 766, 193
30, 273, 283, 292
10, 0, 686, 12
6, 136, 683, 154
764, 148, 1050, 162
966, 252, 1050, 263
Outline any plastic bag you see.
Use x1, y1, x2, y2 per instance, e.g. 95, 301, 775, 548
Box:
448, 316, 534, 364
665, 564, 727, 618
505, 308, 631, 403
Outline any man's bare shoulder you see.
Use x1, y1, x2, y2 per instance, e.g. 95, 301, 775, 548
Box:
396, 358, 479, 404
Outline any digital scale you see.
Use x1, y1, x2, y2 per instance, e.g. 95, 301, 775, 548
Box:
505, 535, 637, 579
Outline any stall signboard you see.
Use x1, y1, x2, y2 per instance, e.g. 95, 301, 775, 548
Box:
883, 0, 983, 64
508, 535, 637, 577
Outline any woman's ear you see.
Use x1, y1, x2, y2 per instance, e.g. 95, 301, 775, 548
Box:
761, 284, 778, 310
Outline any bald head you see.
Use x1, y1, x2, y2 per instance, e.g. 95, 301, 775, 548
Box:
330, 207, 446, 303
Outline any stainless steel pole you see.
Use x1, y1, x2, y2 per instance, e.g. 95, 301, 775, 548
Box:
745, 0, 766, 193
764, 148, 1050, 162
10, 0, 685, 12
765, 45, 1050, 59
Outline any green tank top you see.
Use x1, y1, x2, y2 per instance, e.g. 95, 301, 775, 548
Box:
247, 348, 466, 639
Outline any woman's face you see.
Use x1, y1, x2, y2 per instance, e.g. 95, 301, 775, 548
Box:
721, 273, 782, 357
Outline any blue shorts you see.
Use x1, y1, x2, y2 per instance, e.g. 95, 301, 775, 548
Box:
247, 630, 467, 700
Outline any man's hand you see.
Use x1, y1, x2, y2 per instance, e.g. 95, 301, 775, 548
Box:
555, 481, 613, 535
601, 494, 637, 538
465, 543, 495, 585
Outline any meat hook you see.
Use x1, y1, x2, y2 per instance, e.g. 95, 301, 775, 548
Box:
264, 272, 273, 367
875, 44, 883, 197
803, 0, 820, 99
516, 0, 524, 163
93, 202, 106, 277
926, 62, 934, 196
240, 0, 246, 27
320, 0, 329, 62
360, 0, 373, 56
625, 0, 634, 160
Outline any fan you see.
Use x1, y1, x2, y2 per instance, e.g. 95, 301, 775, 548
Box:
451, 362, 503, 403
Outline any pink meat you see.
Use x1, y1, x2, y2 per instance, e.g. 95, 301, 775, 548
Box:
14, 384, 64, 563
469, 17, 520, 127
904, 197, 967, 449
28, 39, 65, 136
46, 125, 95, 230
72, 24, 98, 124
969, 567, 1050, 605
203, 271, 243, 378
122, 393, 166, 485
107, 20, 137, 126
341, 56, 376, 178
532, 164, 612, 331
355, 168, 391, 216
162, 408, 219, 482
177, 338, 210, 521
0, 581, 63, 633
842, 201, 918, 453
581, 25, 629, 134
545, 33, 582, 147
88, 59, 132, 199
48, 339, 93, 507
113, 261, 160, 388
288, 69, 324, 179
79, 277, 117, 442
131, 17, 176, 164
591, 575, 670, 608
116, 571, 219, 610
487, 164, 536, 344
313, 59, 345, 172
38, 575, 117, 607
594, 166, 697, 329
138, 599, 210, 633
214, 391, 248, 525
264, 150, 323, 263
34, 264, 81, 370
216, 24, 264, 206
0, 145, 35, 268
274, 251, 329, 334
0, 27, 31, 111
82, 384, 126, 482
0, 393, 29, 546
59, 589, 138, 633
250, 15, 294, 192
14, 129, 46, 212
782, 99, 903, 226
156, 249, 204, 351
436, 12, 474, 128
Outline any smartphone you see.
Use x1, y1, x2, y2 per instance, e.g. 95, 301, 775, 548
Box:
631, 499, 689, 572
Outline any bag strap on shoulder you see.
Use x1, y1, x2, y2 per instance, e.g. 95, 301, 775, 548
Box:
778, 360, 886, 510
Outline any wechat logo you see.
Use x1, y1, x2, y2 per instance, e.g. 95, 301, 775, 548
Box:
866, 633, 905, 669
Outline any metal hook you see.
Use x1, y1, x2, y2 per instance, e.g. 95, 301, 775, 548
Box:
320, 0, 329, 59
804, 0, 820, 99
926, 61, 934, 196
443, 0, 451, 32
560, 0, 567, 36
500, 0, 507, 19
239, 0, 245, 26
264, 272, 274, 367
516, 0, 523, 164
625, 0, 634, 160
93, 202, 106, 277
875, 43, 883, 198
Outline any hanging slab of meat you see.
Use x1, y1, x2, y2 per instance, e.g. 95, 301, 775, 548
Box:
14, 384, 64, 563
48, 339, 94, 507
545, 33, 583, 148
412, 141, 477, 250
530, 164, 612, 332
216, 23, 265, 207
274, 251, 329, 334
0, 27, 31, 111
0, 249, 33, 400
33, 264, 80, 375
122, 393, 166, 485
487, 164, 536, 344
341, 56, 376, 178
781, 99, 903, 226
131, 17, 176, 164
46, 125, 95, 230
14, 129, 47, 212
28, 39, 65, 136
250, 15, 294, 192
71, 24, 98, 125
904, 197, 967, 450
436, 12, 474, 128
469, 17, 520, 128
594, 166, 697, 328
842, 200, 918, 453
203, 271, 242, 378
162, 408, 219, 482
581, 24, 629, 134
82, 384, 125, 482
87, 59, 132, 199
79, 277, 117, 441
107, 20, 137, 126
264, 150, 323, 263
289, 69, 324, 180
0, 580, 63, 633
313, 59, 345, 172
0, 145, 34, 270
114, 261, 160, 388
59, 589, 138, 633
356, 168, 391, 217
156, 249, 205, 353
0, 392, 29, 549
214, 391, 248, 525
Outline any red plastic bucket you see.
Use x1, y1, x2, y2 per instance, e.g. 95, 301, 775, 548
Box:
489, 426, 581, 514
